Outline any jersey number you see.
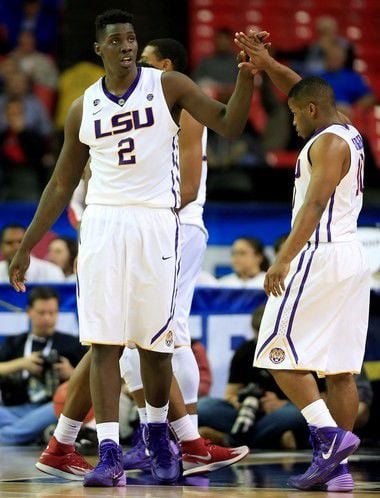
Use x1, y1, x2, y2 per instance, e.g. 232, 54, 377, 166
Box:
118, 138, 136, 165
356, 153, 364, 195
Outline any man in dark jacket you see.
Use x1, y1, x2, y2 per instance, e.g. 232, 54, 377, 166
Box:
0, 286, 87, 444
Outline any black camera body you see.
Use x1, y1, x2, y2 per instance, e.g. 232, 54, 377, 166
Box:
40, 349, 61, 367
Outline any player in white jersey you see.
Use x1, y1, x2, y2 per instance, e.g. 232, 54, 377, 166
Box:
9, 10, 256, 487
121, 38, 248, 475
235, 32, 370, 492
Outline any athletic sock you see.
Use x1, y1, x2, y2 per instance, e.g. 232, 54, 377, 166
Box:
301, 399, 337, 428
96, 422, 119, 444
171, 415, 200, 442
137, 407, 147, 424
146, 401, 169, 424
54, 414, 82, 445
189, 413, 198, 431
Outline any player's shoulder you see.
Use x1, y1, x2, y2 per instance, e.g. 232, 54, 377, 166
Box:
161, 70, 193, 90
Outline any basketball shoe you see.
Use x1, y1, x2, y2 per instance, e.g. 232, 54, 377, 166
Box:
287, 426, 360, 490
84, 439, 126, 487
123, 424, 151, 471
36, 436, 93, 480
182, 437, 249, 476
146, 422, 181, 484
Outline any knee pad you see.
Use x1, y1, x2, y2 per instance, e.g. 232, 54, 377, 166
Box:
120, 348, 143, 392
172, 346, 200, 405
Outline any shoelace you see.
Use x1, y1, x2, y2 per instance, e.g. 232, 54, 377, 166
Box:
98, 443, 120, 469
149, 432, 173, 468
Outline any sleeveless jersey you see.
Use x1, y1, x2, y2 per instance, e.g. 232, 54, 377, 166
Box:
179, 127, 207, 234
292, 123, 365, 243
79, 67, 180, 208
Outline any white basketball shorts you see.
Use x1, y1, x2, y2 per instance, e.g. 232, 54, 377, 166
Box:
254, 240, 371, 375
175, 224, 207, 346
77, 204, 180, 352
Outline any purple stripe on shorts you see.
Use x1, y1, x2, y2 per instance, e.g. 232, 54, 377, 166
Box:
326, 192, 335, 242
255, 242, 311, 359
285, 237, 319, 363
150, 210, 180, 345
171, 137, 179, 207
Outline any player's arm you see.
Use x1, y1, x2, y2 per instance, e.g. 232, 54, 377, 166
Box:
265, 134, 350, 297
9, 98, 89, 291
162, 66, 254, 138
178, 110, 204, 209
234, 31, 301, 95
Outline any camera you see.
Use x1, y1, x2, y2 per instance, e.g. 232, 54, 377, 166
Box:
40, 349, 61, 367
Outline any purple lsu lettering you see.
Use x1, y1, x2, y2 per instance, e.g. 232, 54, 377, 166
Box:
94, 107, 154, 138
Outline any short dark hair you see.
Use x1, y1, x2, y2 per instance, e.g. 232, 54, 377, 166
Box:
27, 287, 60, 307
148, 38, 188, 73
0, 224, 25, 243
95, 9, 134, 41
288, 76, 335, 106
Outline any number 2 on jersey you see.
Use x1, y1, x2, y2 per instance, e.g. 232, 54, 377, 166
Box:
118, 138, 136, 165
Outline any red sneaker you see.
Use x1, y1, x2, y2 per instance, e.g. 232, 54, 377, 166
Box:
36, 436, 93, 481
181, 437, 249, 476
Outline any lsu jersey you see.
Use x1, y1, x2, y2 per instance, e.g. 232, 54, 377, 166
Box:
292, 123, 365, 243
79, 67, 180, 208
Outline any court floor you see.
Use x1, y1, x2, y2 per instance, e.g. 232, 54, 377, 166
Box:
0, 447, 379, 497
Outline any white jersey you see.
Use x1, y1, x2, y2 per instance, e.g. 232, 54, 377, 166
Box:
179, 128, 207, 234
79, 67, 180, 208
292, 123, 364, 243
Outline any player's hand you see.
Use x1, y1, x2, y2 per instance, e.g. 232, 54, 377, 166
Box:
234, 30, 272, 75
264, 260, 290, 297
9, 249, 30, 292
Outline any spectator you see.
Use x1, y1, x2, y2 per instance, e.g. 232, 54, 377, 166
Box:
217, 237, 269, 288
46, 237, 77, 281
197, 305, 308, 449
0, 224, 65, 282
318, 42, 376, 117
191, 339, 212, 398
0, 287, 87, 444
0, 70, 53, 137
0, 97, 48, 200
193, 28, 238, 94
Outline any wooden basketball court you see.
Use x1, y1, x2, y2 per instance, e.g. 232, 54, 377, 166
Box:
0, 447, 379, 497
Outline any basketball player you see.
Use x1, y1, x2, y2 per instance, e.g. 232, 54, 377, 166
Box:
234, 31, 371, 491
121, 38, 248, 475
9, 10, 255, 487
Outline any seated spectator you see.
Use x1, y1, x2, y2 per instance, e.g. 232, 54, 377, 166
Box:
46, 237, 77, 281
217, 237, 268, 288
192, 28, 238, 94
191, 339, 212, 398
317, 42, 376, 117
0, 70, 53, 137
0, 97, 48, 200
0, 224, 65, 282
0, 287, 87, 444
197, 305, 308, 449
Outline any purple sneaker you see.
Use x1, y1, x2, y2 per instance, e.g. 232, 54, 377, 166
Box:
123, 424, 151, 471
312, 464, 355, 492
287, 426, 360, 490
146, 423, 180, 484
84, 439, 126, 487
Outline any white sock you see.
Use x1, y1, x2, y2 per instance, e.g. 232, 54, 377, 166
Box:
301, 399, 337, 428
54, 414, 82, 445
146, 401, 169, 424
171, 415, 200, 442
138, 407, 147, 424
189, 413, 198, 431
96, 422, 119, 444
341, 458, 348, 464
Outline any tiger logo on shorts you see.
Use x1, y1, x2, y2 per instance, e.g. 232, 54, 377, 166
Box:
165, 330, 174, 348
269, 347, 285, 364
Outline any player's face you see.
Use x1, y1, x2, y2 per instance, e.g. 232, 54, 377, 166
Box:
96, 23, 138, 72
288, 98, 314, 139
140, 45, 165, 70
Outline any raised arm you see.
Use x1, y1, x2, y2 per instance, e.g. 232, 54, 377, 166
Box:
162, 66, 254, 139
9, 97, 89, 291
264, 134, 350, 297
234, 31, 301, 96
178, 110, 204, 209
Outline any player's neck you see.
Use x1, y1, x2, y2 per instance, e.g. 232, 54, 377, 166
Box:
313, 112, 342, 133
104, 66, 138, 96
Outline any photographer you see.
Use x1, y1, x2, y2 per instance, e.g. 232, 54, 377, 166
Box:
0, 287, 87, 444
198, 305, 308, 449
